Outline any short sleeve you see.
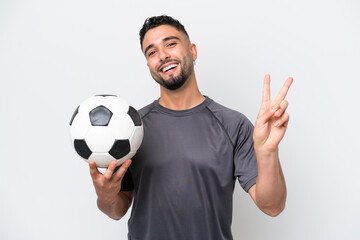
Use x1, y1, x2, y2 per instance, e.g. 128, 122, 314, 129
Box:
233, 117, 258, 192
120, 168, 134, 191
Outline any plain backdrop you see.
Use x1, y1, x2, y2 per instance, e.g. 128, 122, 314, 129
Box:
1, 0, 359, 239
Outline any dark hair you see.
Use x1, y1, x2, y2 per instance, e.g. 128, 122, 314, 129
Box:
139, 15, 189, 49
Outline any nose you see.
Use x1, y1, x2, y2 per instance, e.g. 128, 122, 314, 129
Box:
158, 48, 170, 62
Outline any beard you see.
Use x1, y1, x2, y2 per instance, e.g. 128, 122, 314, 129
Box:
151, 56, 193, 91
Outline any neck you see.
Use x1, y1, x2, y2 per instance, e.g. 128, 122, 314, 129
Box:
158, 72, 205, 110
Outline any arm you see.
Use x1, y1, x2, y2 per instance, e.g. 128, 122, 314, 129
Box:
89, 159, 134, 220
249, 74, 293, 217
97, 190, 133, 220
248, 154, 287, 217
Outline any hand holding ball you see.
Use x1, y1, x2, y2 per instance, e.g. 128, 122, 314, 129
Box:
69, 95, 143, 168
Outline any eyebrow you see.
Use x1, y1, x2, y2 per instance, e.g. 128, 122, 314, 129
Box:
144, 36, 181, 56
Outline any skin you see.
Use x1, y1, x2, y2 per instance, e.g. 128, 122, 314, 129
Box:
143, 25, 205, 110
89, 159, 133, 220
249, 74, 292, 216
89, 24, 292, 220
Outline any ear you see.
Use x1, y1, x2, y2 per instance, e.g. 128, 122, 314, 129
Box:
189, 43, 197, 61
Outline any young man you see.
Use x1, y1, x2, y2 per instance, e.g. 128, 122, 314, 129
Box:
89, 15, 293, 240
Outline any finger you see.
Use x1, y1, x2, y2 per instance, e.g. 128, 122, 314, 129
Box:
262, 74, 271, 102
274, 112, 290, 127
274, 100, 288, 118
89, 160, 101, 180
103, 161, 118, 180
275, 77, 293, 103
256, 103, 279, 125
114, 159, 132, 180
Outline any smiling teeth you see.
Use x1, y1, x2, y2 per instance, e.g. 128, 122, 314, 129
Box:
162, 64, 178, 72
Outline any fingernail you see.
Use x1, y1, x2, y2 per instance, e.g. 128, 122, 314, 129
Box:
275, 120, 281, 127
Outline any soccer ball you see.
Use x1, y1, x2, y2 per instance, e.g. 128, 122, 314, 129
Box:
69, 95, 143, 168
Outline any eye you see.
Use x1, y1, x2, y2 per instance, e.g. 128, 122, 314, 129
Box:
148, 50, 156, 57
167, 42, 176, 47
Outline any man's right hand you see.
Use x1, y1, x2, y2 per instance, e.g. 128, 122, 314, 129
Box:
89, 159, 131, 202
89, 159, 133, 220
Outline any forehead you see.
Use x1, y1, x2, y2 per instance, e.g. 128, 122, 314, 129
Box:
142, 25, 188, 51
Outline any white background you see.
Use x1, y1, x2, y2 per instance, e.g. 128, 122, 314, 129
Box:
1, 0, 359, 239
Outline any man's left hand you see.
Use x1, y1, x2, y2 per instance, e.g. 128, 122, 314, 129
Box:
253, 74, 293, 153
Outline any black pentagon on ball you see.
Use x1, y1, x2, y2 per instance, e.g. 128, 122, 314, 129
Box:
109, 139, 131, 159
89, 105, 113, 126
95, 94, 118, 97
128, 106, 142, 126
74, 139, 92, 159
69, 105, 79, 126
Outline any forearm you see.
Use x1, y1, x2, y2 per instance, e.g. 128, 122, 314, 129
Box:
97, 191, 132, 220
254, 149, 287, 216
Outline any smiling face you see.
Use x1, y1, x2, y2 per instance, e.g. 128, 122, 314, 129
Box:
142, 25, 197, 90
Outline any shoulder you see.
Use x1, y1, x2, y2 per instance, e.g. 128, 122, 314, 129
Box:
137, 100, 157, 119
206, 99, 252, 128
206, 99, 254, 145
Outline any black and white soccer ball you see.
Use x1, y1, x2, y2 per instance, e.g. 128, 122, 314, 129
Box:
69, 95, 143, 168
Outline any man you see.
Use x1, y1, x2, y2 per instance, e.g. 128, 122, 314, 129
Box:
89, 15, 293, 240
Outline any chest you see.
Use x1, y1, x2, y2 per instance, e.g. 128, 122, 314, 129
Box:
133, 113, 234, 175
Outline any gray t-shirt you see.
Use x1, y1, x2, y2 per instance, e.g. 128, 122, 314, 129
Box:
121, 96, 258, 240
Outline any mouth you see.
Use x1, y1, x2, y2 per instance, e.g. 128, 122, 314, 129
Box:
159, 62, 179, 74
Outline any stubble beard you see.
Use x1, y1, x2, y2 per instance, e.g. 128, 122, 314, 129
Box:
151, 57, 193, 91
